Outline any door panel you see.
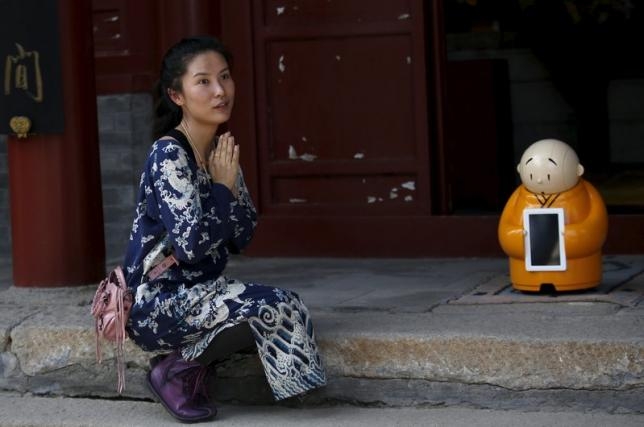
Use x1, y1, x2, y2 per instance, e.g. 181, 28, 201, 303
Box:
271, 174, 420, 215
253, 0, 430, 217
267, 37, 416, 160
261, 0, 413, 26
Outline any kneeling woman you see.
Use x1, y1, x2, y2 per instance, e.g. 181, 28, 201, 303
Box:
123, 36, 326, 423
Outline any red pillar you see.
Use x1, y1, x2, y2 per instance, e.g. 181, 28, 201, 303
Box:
7, 0, 105, 286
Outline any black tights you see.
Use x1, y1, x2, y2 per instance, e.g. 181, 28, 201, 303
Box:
195, 322, 256, 366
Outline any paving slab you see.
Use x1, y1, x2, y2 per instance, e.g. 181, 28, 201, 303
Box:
1, 392, 644, 427
451, 255, 644, 306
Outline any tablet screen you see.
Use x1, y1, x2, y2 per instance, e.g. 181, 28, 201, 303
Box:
523, 208, 566, 271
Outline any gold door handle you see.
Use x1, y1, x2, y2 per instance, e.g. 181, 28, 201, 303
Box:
9, 116, 31, 138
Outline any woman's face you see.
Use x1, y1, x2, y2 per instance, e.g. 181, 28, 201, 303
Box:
173, 50, 235, 127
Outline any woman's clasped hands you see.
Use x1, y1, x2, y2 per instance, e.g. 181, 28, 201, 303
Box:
208, 132, 239, 195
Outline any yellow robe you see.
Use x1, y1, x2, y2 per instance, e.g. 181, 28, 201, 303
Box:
498, 179, 608, 291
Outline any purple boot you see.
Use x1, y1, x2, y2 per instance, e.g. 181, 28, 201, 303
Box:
147, 351, 216, 423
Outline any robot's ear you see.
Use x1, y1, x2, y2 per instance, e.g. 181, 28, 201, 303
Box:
516, 163, 521, 174
577, 164, 584, 177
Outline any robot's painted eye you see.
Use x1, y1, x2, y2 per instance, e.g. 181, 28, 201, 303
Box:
547, 174, 551, 181
530, 174, 533, 180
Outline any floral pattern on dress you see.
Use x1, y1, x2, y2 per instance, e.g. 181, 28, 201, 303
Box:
122, 129, 326, 400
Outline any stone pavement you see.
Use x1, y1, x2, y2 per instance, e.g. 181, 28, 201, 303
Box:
1, 392, 644, 427
1, 255, 643, 416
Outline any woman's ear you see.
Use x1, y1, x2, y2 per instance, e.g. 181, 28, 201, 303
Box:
167, 88, 183, 106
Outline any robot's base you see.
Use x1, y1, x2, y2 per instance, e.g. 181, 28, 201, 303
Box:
512, 281, 599, 293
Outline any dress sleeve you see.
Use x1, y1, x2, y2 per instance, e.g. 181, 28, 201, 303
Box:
227, 169, 258, 253
149, 142, 242, 263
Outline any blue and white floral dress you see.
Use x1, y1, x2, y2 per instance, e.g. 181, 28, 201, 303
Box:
123, 129, 326, 400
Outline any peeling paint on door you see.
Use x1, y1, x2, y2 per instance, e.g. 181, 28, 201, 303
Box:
288, 145, 298, 159
299, 153, 317, 162
401, 181, 416, 191
278, 55, 286, 73
288, 144, 317, 161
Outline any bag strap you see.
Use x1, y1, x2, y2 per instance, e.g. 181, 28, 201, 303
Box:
147, 254, 178, 281
112, 266, 128, 393
91, 276, 108, 363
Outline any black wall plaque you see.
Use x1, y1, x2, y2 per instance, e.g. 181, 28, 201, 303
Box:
0, 0, 65, 134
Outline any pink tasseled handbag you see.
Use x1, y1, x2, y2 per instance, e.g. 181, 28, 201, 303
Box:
91, 266, 132, 393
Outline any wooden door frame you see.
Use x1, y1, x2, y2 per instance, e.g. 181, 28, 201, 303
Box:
220, 1, 644, 257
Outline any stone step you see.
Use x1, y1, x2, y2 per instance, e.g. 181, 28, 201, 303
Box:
2, 256, 644, 413
1, 286, 643, 412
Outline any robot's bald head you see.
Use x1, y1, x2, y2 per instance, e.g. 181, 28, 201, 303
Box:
517, 139, 584, 194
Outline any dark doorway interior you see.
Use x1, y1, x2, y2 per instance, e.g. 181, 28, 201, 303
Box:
443, 0, 644, 214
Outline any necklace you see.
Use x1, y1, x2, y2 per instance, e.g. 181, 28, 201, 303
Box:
180, 121, 207, 173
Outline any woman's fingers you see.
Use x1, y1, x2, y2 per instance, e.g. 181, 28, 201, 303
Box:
232, 143, 240, 166
216, 132, 237, 164
225, 135, 234, 163
208, 132, 240, 191
217, 133, 238, 165
215, 133, 226, 158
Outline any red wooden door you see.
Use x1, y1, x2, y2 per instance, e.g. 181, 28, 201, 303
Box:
220, 1, 644, 257
223, 0, 438, 256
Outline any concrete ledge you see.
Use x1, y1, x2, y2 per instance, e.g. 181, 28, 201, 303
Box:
1, 256, 644, 412
321, 335, 644, 390
2, 298, 643, 405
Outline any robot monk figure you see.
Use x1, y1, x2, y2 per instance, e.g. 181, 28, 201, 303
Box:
498, 139, 608, 292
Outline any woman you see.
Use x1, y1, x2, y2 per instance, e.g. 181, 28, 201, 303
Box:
123, 36, 326, 423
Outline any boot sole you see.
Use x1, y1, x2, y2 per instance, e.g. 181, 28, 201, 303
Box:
146, 372, 216, 424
